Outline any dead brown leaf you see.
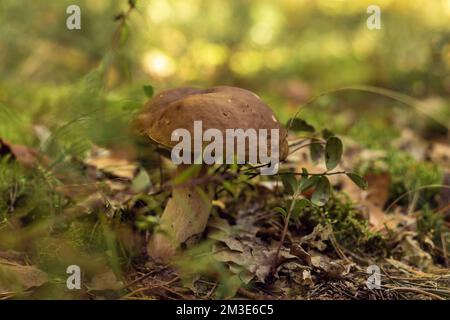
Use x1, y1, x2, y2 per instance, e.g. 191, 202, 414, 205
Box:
87, 270, 124, 291
310, 252, 352, 279
85, 156, 137, 180
0, 138, 38, 166
342, 171, 391, 231
0, 257, 48, 293
429, 142, 450, 169
211, 224, 297, 283
84, 146, 138, 180
398, 233, 433, 270
299, 224, 332, 251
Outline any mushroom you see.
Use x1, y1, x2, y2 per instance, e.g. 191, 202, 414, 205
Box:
134, 86, 288, 260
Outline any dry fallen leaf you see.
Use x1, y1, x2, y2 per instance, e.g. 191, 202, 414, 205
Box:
210, 232, 245, 252
381, 211, 417, 233
85, 156, 137, 180
0, 138, 38, 166
290, 243, 312, 266
302, 270, 314, 287
310, 252, 351, 279
342, 171, 391, 231
299, 224, 332, 251
385, 258, 433, 278
84, 145, 138, 180
87, 270, 123, 291
429, 142, 450, 169
212, 243, 280, 283
398, 233, 433, 270
393, 129, 428, 161
0, 257, 48, 293
209, 214, 301, 283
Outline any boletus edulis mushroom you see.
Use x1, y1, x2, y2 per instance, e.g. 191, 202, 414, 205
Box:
134, 86, 288, 260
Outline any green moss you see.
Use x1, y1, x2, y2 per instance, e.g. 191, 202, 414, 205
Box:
357, 150, 443, 209
387, 152, 442, 207
417, 205, 444, 241
298, 194, 385, 254
0, 157, 64, 224
347, 116, 400, 149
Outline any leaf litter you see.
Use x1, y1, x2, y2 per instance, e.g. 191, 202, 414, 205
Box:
0, 114, 449, 300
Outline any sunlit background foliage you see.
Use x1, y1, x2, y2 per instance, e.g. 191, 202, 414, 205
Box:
1, 0, 449, 142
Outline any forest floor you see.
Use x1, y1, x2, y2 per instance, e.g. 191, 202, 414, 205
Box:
1, 112, 449, 300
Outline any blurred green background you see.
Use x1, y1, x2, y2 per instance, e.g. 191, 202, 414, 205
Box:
1, 0, 450, 89
1, 0, 449, 121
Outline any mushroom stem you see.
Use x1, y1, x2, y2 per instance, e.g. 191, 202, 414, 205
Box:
148, 164, 213, 260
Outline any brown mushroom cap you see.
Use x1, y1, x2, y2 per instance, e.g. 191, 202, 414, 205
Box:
135, 86, 288, 161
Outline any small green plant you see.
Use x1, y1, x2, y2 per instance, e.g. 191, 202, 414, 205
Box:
417, 204, 444, 242
273, 122, 368, 258
0, 157, 64, 225
142, 85, 154, 98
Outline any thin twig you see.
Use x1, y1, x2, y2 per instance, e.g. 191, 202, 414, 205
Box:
288, 141, 325, 155
441, 233, 448, 268
275, 170, 347, 176
385, 185, 450, 213
111, 0, 136, 52
119, 266, 169, 291
274, 189, 300, 261
383, 285, 445, 300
